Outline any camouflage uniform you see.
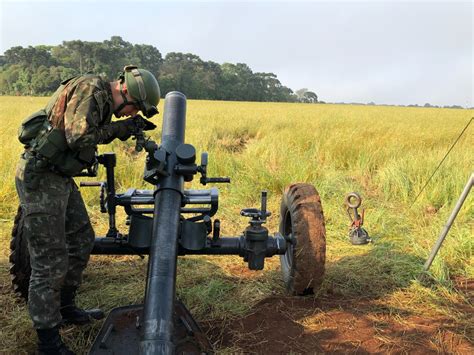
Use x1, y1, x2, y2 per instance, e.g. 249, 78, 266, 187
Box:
15, 75, 117, 329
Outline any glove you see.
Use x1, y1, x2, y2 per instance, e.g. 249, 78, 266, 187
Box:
141, 118, 157, 131
112, 118, 136, 141
132, 115, 157, 131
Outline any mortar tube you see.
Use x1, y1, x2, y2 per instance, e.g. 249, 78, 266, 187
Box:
140, 92, 187, 355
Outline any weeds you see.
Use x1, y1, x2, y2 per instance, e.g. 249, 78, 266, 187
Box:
0, 97, 472, 352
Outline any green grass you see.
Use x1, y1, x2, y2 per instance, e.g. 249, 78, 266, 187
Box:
0, 96, 472, 353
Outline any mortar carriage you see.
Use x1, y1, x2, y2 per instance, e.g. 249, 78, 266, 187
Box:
10, 92, 326, 354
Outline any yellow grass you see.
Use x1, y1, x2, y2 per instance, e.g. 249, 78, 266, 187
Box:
0, 96, 472, 353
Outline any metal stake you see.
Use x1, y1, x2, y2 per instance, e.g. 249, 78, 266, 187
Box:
423, 173, 473, 271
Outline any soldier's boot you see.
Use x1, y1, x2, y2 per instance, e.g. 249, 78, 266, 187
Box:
60, 287, 104, 326
36, 326, 75, 355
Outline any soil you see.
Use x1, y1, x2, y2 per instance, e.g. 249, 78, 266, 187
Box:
206, 278, 474, 354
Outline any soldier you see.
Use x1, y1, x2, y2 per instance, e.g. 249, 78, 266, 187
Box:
15, 66, 160, 354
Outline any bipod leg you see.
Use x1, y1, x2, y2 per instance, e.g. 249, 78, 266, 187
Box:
423, 173, 473, 271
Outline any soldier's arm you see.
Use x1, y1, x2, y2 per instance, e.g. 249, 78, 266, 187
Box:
64, 86, 123, 150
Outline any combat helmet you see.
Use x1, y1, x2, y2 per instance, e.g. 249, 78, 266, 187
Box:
116, 65, 160, 118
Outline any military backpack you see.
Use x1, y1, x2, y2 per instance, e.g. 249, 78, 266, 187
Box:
18, 75, 99, 176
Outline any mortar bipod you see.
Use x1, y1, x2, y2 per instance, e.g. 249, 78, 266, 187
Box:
344, 192, 371, 245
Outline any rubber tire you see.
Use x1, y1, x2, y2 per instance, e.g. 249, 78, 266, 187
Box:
279, 183, 326, 295
9, 205, 31, 301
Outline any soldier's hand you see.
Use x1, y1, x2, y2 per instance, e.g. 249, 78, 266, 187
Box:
132, 115, 157, 131
113, 118, 136, 141
141, 117, 157, 131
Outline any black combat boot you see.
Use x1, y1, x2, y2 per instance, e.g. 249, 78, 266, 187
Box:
36, 326, 75, 355
60, 287, 105, 326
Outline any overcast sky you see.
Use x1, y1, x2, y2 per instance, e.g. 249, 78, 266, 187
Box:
0, 0, 472, 107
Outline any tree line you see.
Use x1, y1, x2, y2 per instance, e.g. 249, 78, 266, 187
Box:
0, 36, 318, 103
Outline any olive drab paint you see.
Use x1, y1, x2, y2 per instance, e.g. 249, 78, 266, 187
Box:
122, 65, 160, 118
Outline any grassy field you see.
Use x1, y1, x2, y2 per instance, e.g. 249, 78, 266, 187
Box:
0, 96, 472, 353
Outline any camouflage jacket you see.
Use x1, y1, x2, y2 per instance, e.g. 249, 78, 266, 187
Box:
45, 75, 117, 152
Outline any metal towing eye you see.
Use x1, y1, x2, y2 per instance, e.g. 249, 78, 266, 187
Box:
345, 192, 371, 245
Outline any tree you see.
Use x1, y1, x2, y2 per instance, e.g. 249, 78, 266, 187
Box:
14, 68, 33, 95
0, 64, 21, 94
4, 46, 56, 70
219, 63, 255, 101
130, 44, 162, 76
295, 88, 318, 103
159, 52, 221, 99
303, 91, 318, 103
0, 37, 302, 101
295, 88, 308, 101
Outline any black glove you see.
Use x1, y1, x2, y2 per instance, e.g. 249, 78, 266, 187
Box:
112, 118, 136, 141
132, 115, 157, 131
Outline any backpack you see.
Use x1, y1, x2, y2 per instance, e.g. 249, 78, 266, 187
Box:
17, 109, 49, 146
17, 75, 97, 176
17, 75, 78, 146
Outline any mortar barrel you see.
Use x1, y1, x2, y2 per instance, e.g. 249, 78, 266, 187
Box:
140, 92, 187, 354
161, 91, 186, 150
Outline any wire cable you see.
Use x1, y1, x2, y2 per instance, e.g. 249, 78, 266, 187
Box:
410, 117, 473, 207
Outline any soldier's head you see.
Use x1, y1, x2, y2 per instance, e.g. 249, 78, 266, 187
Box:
111, 65, 160, 118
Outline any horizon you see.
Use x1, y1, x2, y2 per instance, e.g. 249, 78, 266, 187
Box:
1, 0, 472, 107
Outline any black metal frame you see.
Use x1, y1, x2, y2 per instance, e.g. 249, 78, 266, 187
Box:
84, 91, 288, 354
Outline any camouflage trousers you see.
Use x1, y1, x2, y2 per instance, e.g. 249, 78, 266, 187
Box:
15, 154, 95, 329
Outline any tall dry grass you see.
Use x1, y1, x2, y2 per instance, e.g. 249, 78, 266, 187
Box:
0, 96, 472, 352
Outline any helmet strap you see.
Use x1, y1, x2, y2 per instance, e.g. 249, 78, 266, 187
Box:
113, 82, 137, 117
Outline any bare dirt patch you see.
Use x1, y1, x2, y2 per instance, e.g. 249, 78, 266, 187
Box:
208, 295, 473, 354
